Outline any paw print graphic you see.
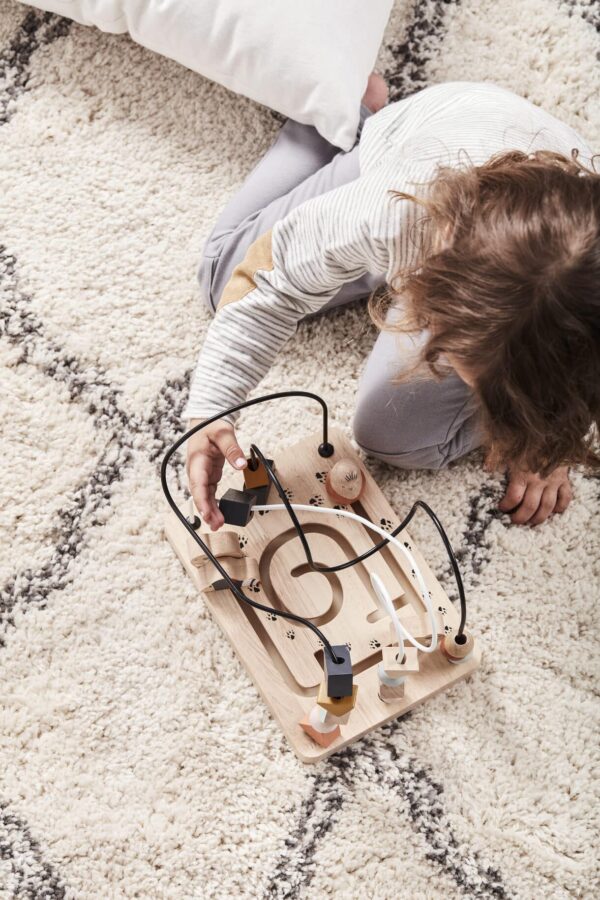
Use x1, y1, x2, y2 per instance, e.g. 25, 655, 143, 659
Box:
334, 503, 348, 519
284, 488, 294, 501
258, 508, 270, 516
238, 535, 249, 550
403, 541, 411, 550
286, 629, 296, 640
315, 471, 328, 483
266, 612, 278, 621
309, 494, 325, 507
438, 605, 447, 615
369, 639, 381, 649
444, 624, 453, 634
380, 518, 393, 532
247, 579, 261, 593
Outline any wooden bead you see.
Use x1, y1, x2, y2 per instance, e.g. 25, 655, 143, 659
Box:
381, 646, 406, 677
325, 459, 365, 505
379, 680, 405, 702
382, 645, 420, 677
440, 630, 475, 661
316, 682, 358, 719
300, 714, 341, 748
244, 458, 275, 490
189, 531, 243, 569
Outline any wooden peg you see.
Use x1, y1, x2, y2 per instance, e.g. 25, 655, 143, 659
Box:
382, 645, 419, 676
325, 459, 365, 505
440, 630, 475, 663
316, 682, 358, 721
188, 531, 244, 569
197, 556, 260, 593
300, 707, 341, 747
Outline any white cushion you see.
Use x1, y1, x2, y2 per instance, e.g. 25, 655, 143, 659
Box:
20, 0, 392, 150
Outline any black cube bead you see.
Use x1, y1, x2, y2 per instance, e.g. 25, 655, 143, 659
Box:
325, 644, 353, 698
218, 488, 257, 527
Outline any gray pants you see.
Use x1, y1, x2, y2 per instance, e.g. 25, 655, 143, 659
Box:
199, 109, 481, 469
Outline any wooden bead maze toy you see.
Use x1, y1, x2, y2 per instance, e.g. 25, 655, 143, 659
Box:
162, 392, 481, 763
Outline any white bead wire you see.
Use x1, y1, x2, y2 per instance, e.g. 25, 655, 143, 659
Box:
253, 503, 439, 653
370, 572, 406, 659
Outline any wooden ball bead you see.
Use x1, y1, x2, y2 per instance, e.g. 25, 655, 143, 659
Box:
441, 630, 474, 660
325, 459, 364, 504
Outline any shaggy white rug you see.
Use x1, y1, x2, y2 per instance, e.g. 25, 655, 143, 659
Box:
1, 1, 599, 897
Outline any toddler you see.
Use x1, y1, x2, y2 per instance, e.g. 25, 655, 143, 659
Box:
185, 77, 599, 530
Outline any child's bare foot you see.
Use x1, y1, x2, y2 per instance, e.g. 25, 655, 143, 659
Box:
362, 72, 388, 113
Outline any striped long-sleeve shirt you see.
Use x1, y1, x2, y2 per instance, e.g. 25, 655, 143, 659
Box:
184, 81, 592, 421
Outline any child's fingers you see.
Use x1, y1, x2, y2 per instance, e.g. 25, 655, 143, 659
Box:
208, 457, 224, 482
500, 465, 571, 526
498, 475, 526, 512
198, 494, 224, 531
529, 485, 558, 526
186, 429, 228, 529
189, 458, 220, 526
203, 485, 224, 531
210, 424, 247, 471
185, 422, 245, 531
510, 482, 544, 525
555, 482, 573, 514
188, 466, 210, 518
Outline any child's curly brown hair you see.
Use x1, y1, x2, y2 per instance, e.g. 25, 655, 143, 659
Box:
370, 148, 600, 475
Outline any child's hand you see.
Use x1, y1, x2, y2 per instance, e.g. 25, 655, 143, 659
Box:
186, 420, 247, 531
498, 464, 572, 526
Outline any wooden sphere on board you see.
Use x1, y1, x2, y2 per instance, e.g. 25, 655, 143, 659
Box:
440, 630, 475, 660
325, 459, 365, 505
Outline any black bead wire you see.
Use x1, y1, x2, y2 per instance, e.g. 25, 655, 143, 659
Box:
161, 390, 468, 669
161, 391, 343, 664
250, 445, 468, 636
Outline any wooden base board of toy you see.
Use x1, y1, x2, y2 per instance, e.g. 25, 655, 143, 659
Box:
164, 429, 481, 763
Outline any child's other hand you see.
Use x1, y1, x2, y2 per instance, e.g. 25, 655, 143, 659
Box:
498, 463, 572, 526
186, 420, 247, 531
